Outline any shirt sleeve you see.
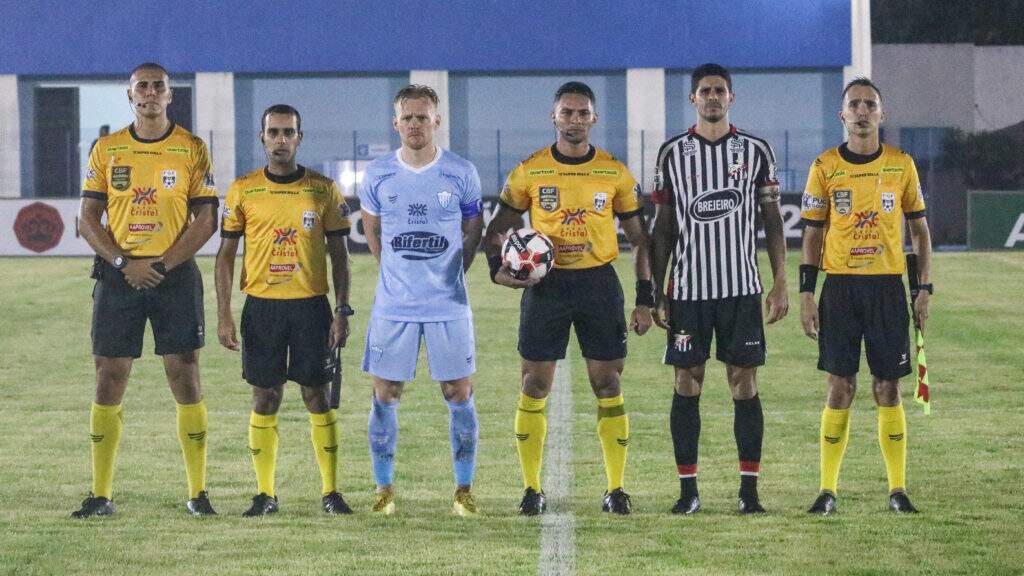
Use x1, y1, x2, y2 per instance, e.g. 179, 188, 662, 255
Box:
754, 142, 781, 203
498, 164, 530, 213
81, 142, 108, 201
650, 146, 674, 206
220, 181, 245, 238
460, 163, 483, 219
324, 181, 352, 236
188, 139, 219, 205
800, 158, 829, 226
356, 167, 380, 216
902, 155, 927, 219
613, 168, 643, 218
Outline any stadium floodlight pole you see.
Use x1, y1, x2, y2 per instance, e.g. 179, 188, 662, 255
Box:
329, 345, 343, 410
906, 253, 931, 414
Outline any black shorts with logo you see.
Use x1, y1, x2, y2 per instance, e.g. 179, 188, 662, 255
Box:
241, 295, 333, 388
818, 274, 912, 380
518, 264, 627, 362
91, 258, 205, 358
663, 295, 766, 368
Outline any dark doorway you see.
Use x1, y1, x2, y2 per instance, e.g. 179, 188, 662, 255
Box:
168, 86, 193, 132
33, 87, 79, 198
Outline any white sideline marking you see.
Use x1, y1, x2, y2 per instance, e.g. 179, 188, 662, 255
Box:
539, 359, 575, 576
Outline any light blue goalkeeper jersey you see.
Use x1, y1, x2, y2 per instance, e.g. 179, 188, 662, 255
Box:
358, 148, 482, 322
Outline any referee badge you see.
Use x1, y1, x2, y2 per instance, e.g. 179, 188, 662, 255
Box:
162, 169, 176, 190
539, 187, 559, 212
834, 189, 852, 216
881, 192, 896, 213
111, 166, 131, 191
302, 210, 316, 231
593, 192, 607, 212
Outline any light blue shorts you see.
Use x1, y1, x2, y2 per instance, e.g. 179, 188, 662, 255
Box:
361, 316, 476, 382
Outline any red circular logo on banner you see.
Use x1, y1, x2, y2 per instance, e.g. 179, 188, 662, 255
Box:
14, 202, 65, 253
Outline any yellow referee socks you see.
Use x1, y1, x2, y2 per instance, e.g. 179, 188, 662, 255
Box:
819, 407, 851, 494
515, 392, 547, 491
176, 400, 208, 499
877, 403, 908, 493
249, 412, 278, 497
597, 395, 629, 492
309, 410, 339, 495
90, 402, 123, 499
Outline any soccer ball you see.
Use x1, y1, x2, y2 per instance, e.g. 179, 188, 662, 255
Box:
501, 227, 554, 281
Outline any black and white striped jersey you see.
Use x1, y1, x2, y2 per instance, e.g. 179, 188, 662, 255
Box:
652, 125, 779, 301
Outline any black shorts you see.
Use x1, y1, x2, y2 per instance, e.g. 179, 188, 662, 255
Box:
818, 274, 911, 380
241, 295, 333, 388
91, 258, 205, 358
663, 295, 766, 368
518, 264, 627, 362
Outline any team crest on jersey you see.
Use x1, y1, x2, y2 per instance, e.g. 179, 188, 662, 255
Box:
729, 138, 745, 154
302, 210, 316, 231
593, 192, 608, 212
880, 192, 896, 213
728, 162, 748, 180
834, 189, 852, 215
539, 187, 559, 212
162, 169, 176, 189
673, 331, 693, 352
682, 140, 697, 156
111, 166, 131, 191
436, 189, 452, 209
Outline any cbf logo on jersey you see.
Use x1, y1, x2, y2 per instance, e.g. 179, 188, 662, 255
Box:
539, 187, 559, 212
834, 189, 853, 215
688, 188, 742, 222
111, 166, 131, 191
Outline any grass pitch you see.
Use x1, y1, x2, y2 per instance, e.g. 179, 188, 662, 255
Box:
0, 252, 1021, 576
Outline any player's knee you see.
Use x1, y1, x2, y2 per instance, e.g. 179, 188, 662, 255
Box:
826, 374, 856, 408
872, 378, 900, 407
589, 372, 621, 398
373, 379, 404, 402
300, 385, 329, 413
252, 385, 283, 414
726, 366, 757, 399
440, 378, 472, 402
673, 366, 704, 396
521, 372, 552, 399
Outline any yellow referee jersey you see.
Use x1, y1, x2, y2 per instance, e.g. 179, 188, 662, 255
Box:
801, 144, 926, 275
82, 124, 218, 257
221, 166, 351, 299
500, 145, 642, 269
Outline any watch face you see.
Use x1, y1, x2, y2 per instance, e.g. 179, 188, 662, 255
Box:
113, 256, 126, 269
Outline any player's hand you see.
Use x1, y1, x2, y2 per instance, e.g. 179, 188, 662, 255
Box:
913, 291, 930, 331
218, 316, 240, 351
630, 306, 654, 336
653, 295, 670, 330
494, 261, 540, 289
122, 258, 164, 290
765, 282, 789, 324
329, 315, 350, 349
800, 292, 819, 340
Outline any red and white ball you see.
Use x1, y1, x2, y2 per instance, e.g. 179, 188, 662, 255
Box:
501, 227, 554, 281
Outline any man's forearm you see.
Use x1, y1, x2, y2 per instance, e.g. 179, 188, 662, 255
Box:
328, 240, 351, 307
163, 205, 217, 269
462, 216, 484, 271
762, 204, 787, 283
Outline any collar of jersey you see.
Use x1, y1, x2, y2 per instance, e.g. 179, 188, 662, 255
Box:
396, 146, 442, 174
129, 122, 176, 144
549, 143, 595, 165
264, 165, 306, 184
687, 124, 737, 146
838, 143, 883, 165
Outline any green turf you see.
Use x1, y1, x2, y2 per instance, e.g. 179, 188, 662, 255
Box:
0, 252, 1021, 576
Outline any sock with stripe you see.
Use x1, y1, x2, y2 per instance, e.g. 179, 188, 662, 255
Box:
819, 406, 851, 494
447, 395, 479, 488
734, 394, 764, 498
368, 394, 399, 488
515, 392, 547, 491
597, 394, 629, 492
176, 400, 208, 499
877, 403, 907, 493
670, 392, 700, 499
90, 402, 123, 499
309, 410, 339, 495
249, 411, 278, 497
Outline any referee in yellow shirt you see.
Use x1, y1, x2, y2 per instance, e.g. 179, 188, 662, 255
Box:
215, 105, 354, 516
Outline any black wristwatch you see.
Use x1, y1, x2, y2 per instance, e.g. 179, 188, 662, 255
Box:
335, 303, 355, 317
918, 283, 933, 295
111, 255, 127, 270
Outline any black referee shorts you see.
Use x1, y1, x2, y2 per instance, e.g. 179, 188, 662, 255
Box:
91, 258, 205, 358
817, 274, 912, 380
518, 264, 627, 362
663, 294, 766, 368
240, 295, 333, 388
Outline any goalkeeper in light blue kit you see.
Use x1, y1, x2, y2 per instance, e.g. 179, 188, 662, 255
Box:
357, 84, 484, 516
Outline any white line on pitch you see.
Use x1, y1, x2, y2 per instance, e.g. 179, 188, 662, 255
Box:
539, 358, 575, 576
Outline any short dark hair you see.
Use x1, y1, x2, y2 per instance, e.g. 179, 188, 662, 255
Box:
260, 104, 302, 132
130, 62, 168, 79
842, 77, 882, 101
394, 84, 440, 108
691, 63, 732, 94
554, 81, 596, 105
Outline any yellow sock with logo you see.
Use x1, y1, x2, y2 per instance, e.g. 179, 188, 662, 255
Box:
515, 393, 547, 491
877, 404, 907, 493
309, 410, 339, 495
90, 402, 123, 499
819, 407, 851, 494
597, 395, 629, 492
249, 412, 278, 497
176, 400, 208, 499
